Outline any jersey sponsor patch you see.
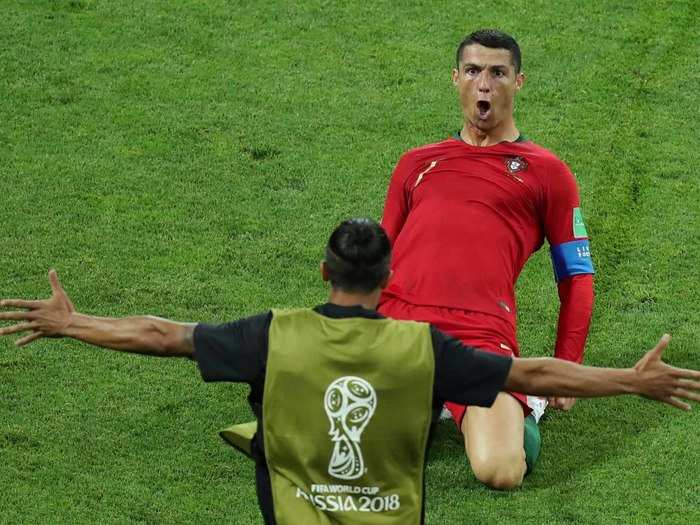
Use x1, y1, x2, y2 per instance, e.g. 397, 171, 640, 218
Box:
573, 207, 588, 238
550, 239, 594, 282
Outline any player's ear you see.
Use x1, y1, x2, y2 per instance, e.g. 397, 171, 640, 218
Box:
320, 261, 330, 282
451, 68, 459, 86
515, 72, 525, 91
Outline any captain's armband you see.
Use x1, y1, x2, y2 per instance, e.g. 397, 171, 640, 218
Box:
550, 240, 595, 282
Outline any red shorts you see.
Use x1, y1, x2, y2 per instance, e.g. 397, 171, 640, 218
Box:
378, 296, 532, 429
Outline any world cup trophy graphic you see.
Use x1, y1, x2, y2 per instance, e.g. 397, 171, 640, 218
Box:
324, 376, 377, 480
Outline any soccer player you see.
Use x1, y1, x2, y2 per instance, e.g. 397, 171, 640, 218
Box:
2, 219, 698, 525
379, 29, 595, 489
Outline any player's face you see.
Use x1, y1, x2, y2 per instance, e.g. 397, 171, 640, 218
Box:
452, 44, 524, 133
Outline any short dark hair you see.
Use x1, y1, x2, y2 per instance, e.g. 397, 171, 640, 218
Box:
455, 29, 522, 73
325, 218, 391, 293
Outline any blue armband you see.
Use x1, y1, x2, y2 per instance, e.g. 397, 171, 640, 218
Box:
550, 240, 595, 282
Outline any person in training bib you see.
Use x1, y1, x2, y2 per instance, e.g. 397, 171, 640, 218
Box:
2, 219, 698, 525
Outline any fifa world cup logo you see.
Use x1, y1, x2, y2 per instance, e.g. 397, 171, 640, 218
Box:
324, 376, 377, 480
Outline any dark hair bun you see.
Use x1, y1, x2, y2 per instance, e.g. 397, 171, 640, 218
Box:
330, 218, 389, 266
325, 218, 391, 293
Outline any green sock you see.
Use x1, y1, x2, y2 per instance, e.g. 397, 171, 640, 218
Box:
523, 414, 541, 475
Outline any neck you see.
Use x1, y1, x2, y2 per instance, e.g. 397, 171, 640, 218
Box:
327, 288, 381, 311
461, 119, 519, 147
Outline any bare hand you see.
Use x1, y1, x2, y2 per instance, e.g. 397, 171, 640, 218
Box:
0, 270, 76, 346
547, 397, 577, 411
634, 334, 700, 410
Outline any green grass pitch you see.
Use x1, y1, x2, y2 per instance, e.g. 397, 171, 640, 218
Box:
1, 1, 698, 523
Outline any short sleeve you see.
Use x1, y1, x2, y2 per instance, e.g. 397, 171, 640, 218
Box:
193, 311, 272, 383
431, 326, 512, 407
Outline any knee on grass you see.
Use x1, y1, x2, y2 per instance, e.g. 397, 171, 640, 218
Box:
469, 450, 526, 490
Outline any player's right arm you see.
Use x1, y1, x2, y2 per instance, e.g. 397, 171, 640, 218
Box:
0, 270, 195, 357
505, 335, 700, 410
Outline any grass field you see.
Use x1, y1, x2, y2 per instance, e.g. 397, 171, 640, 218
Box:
1, 0, 699, 523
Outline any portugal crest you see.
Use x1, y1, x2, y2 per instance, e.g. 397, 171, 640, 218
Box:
505, 156, 528, 174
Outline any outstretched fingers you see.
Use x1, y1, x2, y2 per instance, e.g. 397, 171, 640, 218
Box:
671, 367, 700, 380
0, 311, 35, 321
663, 397, 691, 411
0, 299, 40, 309
676, 378, 700, 390
49, 269, 63, 295
48, 269, 76, 311
674, 389, 700, 403
650, 333, 672, 359
0, 322, 38, 336
16, 332, 43, 347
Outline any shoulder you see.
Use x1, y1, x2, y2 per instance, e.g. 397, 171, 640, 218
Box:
270, 307, 311, 319
389, 317, 431, 331
392, 138, 463, 184
509, 140, 576, 187
522, 140, 573, 173
398, 137, 462, 163
196, 310, 273, 341
269, 308, 323, 331
517, 140, 568, 167
377, 317, 433, 345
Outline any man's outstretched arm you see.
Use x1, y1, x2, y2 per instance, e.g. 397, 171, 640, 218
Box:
505, 334, 700, 410
0, 270, 195, 357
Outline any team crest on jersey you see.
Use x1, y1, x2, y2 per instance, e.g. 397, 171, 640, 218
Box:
505, 156, 528, 174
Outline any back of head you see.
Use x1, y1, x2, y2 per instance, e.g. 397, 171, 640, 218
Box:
325, 218, 391, 293
456, 29, 522, 72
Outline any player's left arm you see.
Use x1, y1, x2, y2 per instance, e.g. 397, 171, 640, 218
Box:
543, 161, 595, 410
0, 270, 195, 357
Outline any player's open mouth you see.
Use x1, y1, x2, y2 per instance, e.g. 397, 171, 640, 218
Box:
476, 100, 491, 119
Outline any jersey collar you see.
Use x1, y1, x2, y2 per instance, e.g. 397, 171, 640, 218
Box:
452, 131, 527, 144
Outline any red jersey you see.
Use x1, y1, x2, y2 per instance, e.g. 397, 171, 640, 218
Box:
380, 136, 594, 360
